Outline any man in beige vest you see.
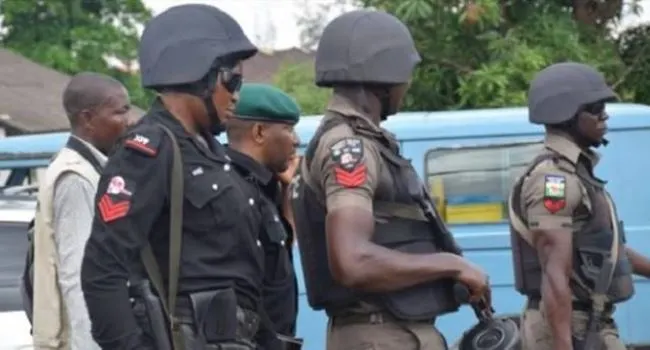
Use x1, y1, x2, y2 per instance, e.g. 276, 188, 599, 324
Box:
32, 72, 133, 349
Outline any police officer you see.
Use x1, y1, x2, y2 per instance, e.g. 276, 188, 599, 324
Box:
291, 10, 490, 350
80, 4, 264, 349
509, 61, 650, 350
224, 83, 302, 349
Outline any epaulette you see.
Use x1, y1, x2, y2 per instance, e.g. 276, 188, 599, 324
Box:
122, 125, 164, 157
552, 156, 577, 174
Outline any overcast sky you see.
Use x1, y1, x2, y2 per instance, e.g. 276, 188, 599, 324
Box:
141, 0, 650, 50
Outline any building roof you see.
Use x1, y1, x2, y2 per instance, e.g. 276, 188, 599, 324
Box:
242, 47, 314, 83
0, 48, 145, 133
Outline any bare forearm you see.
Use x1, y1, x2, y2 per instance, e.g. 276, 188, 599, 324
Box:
626, 246, 650, 278
338, 243, 464, 292
541, 264, 573, 349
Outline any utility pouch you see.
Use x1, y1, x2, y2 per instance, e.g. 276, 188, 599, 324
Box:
129, 280, 172, 350
189, 288, 239, 344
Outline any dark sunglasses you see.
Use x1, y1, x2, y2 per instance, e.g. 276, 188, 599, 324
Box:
579, 102, 608, 121
218, 67, 243, 93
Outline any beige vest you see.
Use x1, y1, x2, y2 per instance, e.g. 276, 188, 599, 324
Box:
32, 146, 100, 349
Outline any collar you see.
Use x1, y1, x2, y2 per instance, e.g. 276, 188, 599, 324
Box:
544, 130, 600, 167
225, 148, 274, 186
149, 97, 229, 161
326, 93, 383, 133
149, 97, 190, 138
71, 135, 107, 167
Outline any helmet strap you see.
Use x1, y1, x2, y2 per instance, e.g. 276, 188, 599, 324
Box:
369, 86, 392, 121
154, 71, 224, 135
201, 70, 225, 135
379, 95, 391, 121
560, 118, 606, 149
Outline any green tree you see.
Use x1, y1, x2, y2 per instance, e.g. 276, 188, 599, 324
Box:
291, 0, 649, 111
360, 0, 639, 110
617, 23, 650, 103
0, 0, 155, 109
295, 0, 358, 51
273, 62, 331, 115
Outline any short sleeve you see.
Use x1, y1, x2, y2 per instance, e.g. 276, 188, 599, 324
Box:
313, 135, 381, 212
521, 162, 585, 230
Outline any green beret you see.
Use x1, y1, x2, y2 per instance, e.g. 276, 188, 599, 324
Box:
234, 83, 301, 124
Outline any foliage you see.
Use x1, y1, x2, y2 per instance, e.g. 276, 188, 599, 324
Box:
295, 0, 359, 51
290, 0, 650, 112
0, 0, 155, 109
617, 23, 650, 103
273, 62, 331, 115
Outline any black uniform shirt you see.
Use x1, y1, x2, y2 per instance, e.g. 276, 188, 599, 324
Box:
226, 148, 299, 337
81, 99, 264, 349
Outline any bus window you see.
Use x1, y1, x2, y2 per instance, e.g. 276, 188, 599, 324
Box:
425, 142, 544, 224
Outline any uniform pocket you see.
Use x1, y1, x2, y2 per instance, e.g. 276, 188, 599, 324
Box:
259, 204, 290, 278
262, 206, 288, 244
184, 169, 241, 234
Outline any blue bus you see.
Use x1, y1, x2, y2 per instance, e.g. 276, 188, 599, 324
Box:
1, 103, 649, 349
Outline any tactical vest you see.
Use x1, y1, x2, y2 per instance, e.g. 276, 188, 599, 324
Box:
510, 151, 635, 303
292, 114, 461, 321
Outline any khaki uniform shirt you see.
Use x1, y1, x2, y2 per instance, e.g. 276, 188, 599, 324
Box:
517, 131, 627, 350
519, 130, 600, 233
305, 94, 398, 213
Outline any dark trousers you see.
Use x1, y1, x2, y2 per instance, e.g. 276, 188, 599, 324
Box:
179, 323, 257, 350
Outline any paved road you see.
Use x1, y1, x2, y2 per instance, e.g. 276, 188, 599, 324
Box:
0, 222, 29, 313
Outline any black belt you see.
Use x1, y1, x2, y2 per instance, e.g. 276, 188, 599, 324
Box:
527, 298, 613, 314
175, 295, 260, 340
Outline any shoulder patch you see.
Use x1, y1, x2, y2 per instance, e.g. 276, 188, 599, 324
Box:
98, 175, 135, 222
329, 137, 364, 171
123, 128, 161, 157
329, 137, 366, 188
543, 175, 566, 214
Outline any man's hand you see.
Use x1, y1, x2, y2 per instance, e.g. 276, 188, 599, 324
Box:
627, 246, 650, 278
456, 260, 490, 303
278, 155, 300, 185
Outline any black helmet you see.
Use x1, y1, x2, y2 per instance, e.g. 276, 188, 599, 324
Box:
314, 10, 421, 87
455, 316, 521, 350
139, 4, 257, 89
528, 62, 617, 125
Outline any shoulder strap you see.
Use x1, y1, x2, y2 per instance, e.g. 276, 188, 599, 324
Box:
304, 114, 348, 169
508, 152, 559, 234
65, 136, 103, 174
508, 149, 583, 242
139, 125, 184, 350
300, 114, 349, 195
593, 193, 620, 308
